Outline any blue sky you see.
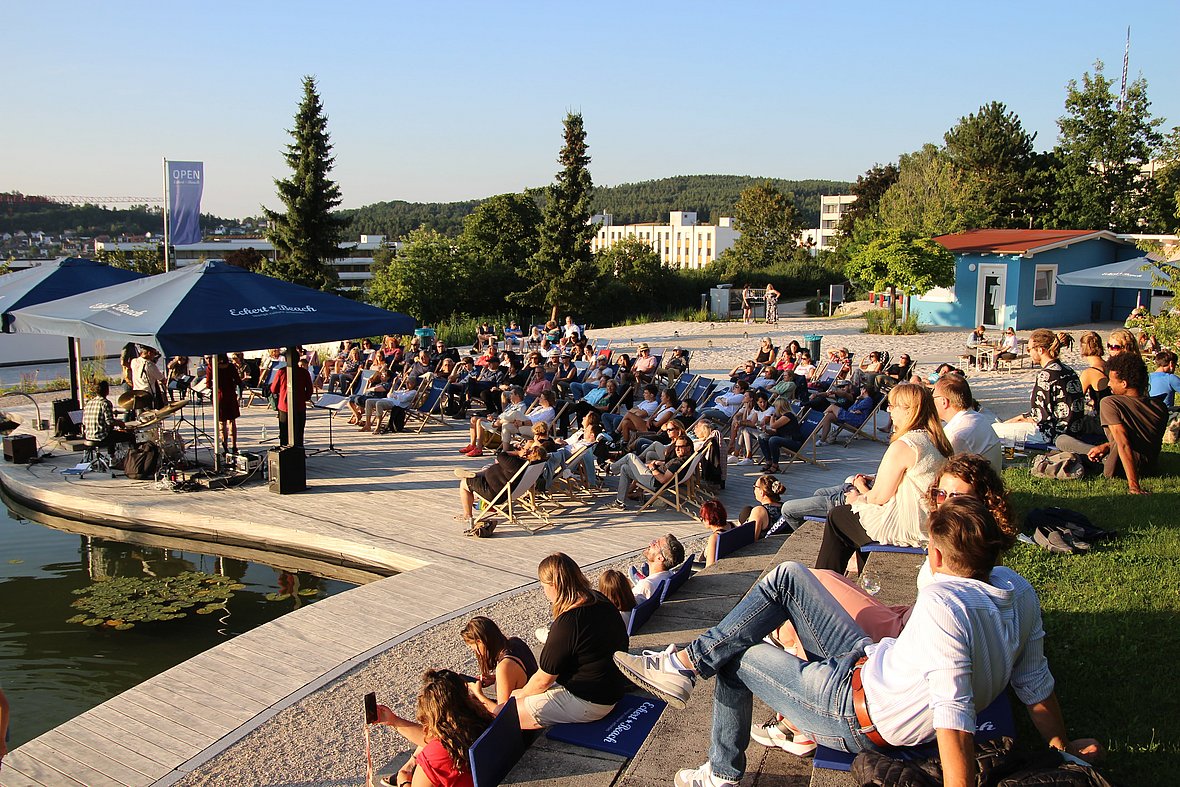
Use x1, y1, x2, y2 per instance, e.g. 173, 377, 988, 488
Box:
3, 0, 1178, 218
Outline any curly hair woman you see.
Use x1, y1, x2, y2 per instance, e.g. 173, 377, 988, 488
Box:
373, 669, 492, 787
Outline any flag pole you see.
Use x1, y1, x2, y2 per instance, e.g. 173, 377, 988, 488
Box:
161, 157, 170, 272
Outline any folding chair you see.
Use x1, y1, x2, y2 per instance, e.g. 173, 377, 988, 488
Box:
627, 583, 665, 635
244, 363, 284, 407
659, 555, 697, 602
808, 361, 843, 390
689, 376, 715, 408
637, 448, 707, 516
830, 394, 890, 446
406, 377, 449, 433
545, 443, 595, 502
713, 520, 757, 562
472, 460, 552, 534
468, 697, 526, 787
779, 408, 829, 469
671, 374, 695, 401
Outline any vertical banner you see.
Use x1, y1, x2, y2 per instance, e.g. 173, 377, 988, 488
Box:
167, 160, 204, 245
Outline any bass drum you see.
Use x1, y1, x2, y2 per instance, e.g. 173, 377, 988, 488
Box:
158, 429, 187, 462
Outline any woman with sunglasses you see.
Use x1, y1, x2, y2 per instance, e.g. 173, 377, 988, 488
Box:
1106, 328, 1141, 359
1006, 329, 1087, 448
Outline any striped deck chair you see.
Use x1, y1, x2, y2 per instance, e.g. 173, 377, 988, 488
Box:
471, 460, 552, 534
808, 361, 843, 390
637, 448, 708, 516
406, 377, 449, 433
689, 376, 716, 407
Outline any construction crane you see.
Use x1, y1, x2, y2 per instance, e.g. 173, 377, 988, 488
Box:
0, 193, 162, 205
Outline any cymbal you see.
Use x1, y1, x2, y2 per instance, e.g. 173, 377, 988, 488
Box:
155, 400, 188, 418
117, 390, 137, 408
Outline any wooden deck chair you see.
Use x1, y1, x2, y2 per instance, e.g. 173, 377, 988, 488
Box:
244, 363, 285, 407
627, 584, 664, 635
546, 443, 594, 502
808, 361, 843, 389
779, 407, 829, 469
468, 697, 525, 787
472, 460, 552, 534
406, 377, 449, 433
637, 448, 707, 516
659, 555, 697, 602
831, 394, 890, 446
713, 520, 757, 562
593, 338, 610, 352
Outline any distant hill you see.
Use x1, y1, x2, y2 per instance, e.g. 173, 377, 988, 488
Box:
339, 175, 854, 239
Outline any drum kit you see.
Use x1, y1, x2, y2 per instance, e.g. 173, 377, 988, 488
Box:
125, 400, 197, 470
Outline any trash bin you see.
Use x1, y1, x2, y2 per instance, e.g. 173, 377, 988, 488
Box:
804, 333, 822, 360
414, 327, 436, 343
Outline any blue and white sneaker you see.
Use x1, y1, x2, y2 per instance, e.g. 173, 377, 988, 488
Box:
673, 762, 737, 787
612, 645, 696, 709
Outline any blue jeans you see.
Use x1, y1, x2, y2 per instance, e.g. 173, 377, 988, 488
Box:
767, 483, 847, 536
601, 412, 623, 435
758, 434, 802, 466
683, 562, 880, 780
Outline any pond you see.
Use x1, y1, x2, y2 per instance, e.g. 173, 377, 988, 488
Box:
0, 506, 372, 749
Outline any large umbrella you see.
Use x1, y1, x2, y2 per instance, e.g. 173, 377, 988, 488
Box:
0, 258, 146, 404
1057, 255, 1171, 291
10, 261, 416, 466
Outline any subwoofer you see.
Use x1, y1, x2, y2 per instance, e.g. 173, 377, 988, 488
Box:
268, 446, 306, 494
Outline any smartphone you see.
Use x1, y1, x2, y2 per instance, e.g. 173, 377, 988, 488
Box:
364, 691, 378, 724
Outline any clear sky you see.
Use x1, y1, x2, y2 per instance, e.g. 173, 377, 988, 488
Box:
3, 0, 1178, 218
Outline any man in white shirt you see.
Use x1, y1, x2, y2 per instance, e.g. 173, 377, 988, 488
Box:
700, 381, 750, 423
630, 533, 685, 603
563, 315, 582, 339
130, 346, 166, 412
613, 498, 1101, 787
934, 375, 1003, 468
364, 377, 421, 433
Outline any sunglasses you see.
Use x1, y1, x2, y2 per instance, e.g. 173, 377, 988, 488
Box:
674, 443, 692, 449
929, 488, 973, 504
1107, 343, 1124, 351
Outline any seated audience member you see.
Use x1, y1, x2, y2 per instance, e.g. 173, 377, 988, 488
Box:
502, 391, 558, 445
700, 380, 749, 424
522, 363, 553, 399
328, 347, 363, 394
813, 385, 877, 446
758, 399, 803, 474
612, 496, 1103, 787
1077, 331, 1110, 434
885, 353, 913, 381
402, 350, 434, 390
460, 616, 538, 714
362, 376, 419, 433
462, 386, 528, 456
598, 569, 637, 628
1107, 328, 1141, 359
852, 351, 884, 385
605, 383, 660, 437
656, 347, 690, 382
730, 389, 774, 464
608, 435, 695, 511
346, 363, 390, 424
370, 669, 492, 787
1148, 350, 1180, 408
551, 354, 579, 397
476, 321, 497, 350
633, 418, 685, 461
512, 553, 630, 729
748, 475, 785, 539
933, 375, 1002, 467
620, 387, 678, 445
83, 380, 134, 451
729, 359, 759, 385
750, 366, 780, 391
454, 441, 548, 528
754, 337, 778, 366
1078, 353, 1167, 495
630, 343, 658, 385
793, 351, 816, 381
629, 533, 686, 602
562, 315, 582, 340
1007, 329, 1087, 447
571, 355, 613, 399
462, 355, 507, 416
968, 324, 987, 345
700, 499, 733, 568
815, 383, 952, 572
503, 321, 524, 351
547, 411, 606, 488
677, 397, 698, 425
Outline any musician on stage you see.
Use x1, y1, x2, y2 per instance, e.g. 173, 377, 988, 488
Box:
83, 380, 134, 452
130, 346, 166, 413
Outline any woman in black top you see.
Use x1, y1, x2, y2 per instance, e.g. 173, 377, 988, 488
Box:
514, 553, 630, 729
455, 443, 548, 528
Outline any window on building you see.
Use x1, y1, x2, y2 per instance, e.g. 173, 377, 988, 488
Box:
1033, 265, 1057, 306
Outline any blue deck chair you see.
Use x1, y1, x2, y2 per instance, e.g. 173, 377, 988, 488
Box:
672, 374, 695, 401
468, 697, 525, 787
407, 377, 448, 433
244, 362, 285, 408
860, 542, 927, 555
779, 407, 829, 469
546, 693, 667, 759
691, 377, 718, 407
714, 520, 757, 562
627, 582, 664, 635
659, 554, 697, 602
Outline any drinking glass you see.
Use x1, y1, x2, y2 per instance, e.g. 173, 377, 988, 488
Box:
859, 570, 881, 596
1001, 435, 1016, 459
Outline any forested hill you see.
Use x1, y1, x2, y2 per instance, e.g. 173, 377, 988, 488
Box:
339, 175, 853, 239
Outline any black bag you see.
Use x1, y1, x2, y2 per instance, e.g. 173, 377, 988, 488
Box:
124, 441, 160, 480
1024, 507, 1114, 543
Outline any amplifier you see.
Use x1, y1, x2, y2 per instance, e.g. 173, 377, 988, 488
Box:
3, 434, 37, 464
268, 446, 306, 494
227, 452, 263, 473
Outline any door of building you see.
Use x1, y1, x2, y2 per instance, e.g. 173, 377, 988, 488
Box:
977, 265, 1006, 329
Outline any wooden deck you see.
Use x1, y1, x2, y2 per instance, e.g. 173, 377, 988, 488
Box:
0, 398, 884, 787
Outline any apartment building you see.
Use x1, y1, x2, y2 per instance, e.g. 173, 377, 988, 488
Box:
589, 211, 738, 269
817, 194, 857, 251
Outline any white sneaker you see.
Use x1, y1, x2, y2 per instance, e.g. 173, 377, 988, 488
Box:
815, 439, 827, 447
674, 762, 737, 787
736, 457, 753, 465
749, 717, 817, 756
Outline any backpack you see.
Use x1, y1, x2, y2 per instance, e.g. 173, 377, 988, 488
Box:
1029, 450, 1088, 480
124, 441, 160, 480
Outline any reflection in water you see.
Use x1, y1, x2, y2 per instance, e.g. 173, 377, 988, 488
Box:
0, 514, 356, 749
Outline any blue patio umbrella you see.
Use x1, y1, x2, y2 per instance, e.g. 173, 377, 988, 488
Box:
0, 257, 147, 406
10, 261, 417, 463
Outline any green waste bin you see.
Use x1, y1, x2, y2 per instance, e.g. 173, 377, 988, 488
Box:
804, 333, 822, 360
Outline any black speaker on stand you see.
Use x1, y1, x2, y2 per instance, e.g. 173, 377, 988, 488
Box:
268, 446, 306, 494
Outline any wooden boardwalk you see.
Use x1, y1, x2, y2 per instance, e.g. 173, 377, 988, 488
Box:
0, 400, 884, 787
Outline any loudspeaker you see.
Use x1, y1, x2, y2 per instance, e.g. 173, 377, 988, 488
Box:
268, 446, 306, 494
52, 397, 80, 437
4, 434, 37, 464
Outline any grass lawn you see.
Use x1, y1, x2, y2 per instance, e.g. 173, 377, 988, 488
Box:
1002, 444, 1180, 785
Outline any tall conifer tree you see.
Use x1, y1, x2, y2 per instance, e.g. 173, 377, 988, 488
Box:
519, 113, 596, 321
263, 75, 345, 290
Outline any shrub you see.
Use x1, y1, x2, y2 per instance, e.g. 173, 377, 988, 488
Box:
864, 309, 921, 335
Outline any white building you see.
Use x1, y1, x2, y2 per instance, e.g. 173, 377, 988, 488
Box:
93, 236, 398, 286
818, 194, 857, 251
589, 210, 738, 269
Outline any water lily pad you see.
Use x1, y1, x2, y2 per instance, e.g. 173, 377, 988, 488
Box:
113, 623, 134, 631
66, 614, 88, 624
7, 559, 23, 564
297, 588, 319, 597
82, 618, 103, 626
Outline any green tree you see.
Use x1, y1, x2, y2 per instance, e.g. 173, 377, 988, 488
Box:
837, 163, 899, 244
722, 182, 803, 273
595, 236, 666, 299
518, 113, 597, 320
458, 193, 540, 315
1147, 126, 1180, 233
943, 101, 1038, 228
877, 144, 989, 237
94, 245, 164, 275
366, 228, 461, 324
222, 246, 265, 271
845, 229, 955, 320
1053, 60, 1165, 232
369, 246, 395, 277
263, 75, 346, 290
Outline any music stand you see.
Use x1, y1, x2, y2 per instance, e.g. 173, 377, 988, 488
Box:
308, 394, 347, 456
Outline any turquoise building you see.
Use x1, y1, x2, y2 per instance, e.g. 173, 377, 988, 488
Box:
911, 229, 1147, 330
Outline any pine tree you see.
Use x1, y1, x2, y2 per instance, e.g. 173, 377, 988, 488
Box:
518, 113, 596, 321
263, 75, 346, 290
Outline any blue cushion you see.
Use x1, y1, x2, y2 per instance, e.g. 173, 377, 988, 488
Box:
546, 694, 667, 758
714, 520, 757, 561
627, 586, 663, 635
468, 697, 524, 787
860, 542, 927, 555
660, 555, 697, 601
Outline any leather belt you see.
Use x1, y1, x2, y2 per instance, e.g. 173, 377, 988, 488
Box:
851, 656, 890, 748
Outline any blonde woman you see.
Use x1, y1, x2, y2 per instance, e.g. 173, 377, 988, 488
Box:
512, 553, 629, 729
814, 383, 952, 572
1107, 327, 1141, 358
